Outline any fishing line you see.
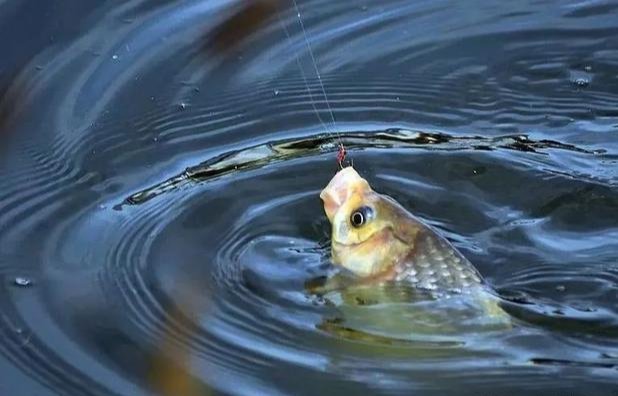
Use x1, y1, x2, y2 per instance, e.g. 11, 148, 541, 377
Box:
276, 10, 332, 135
277, 0, 347, 166
290, 0, 337, 132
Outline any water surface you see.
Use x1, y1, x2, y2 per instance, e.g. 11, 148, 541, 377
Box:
1, 0, 618, 395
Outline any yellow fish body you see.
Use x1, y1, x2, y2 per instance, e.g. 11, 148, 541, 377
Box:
318, 166, 509, 330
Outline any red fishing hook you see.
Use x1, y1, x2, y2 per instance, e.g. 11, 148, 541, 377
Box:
336, 143, 346, 168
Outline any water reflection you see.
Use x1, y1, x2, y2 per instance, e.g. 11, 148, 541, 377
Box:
0, 0, 617, 395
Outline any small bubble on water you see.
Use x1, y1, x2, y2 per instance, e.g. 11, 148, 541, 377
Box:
569, 70, 592, 87
14, 277, 32, 287
555, 285, 566, 292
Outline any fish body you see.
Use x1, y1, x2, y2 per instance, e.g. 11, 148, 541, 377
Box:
320, 167, 485, 294
318, 167, 508, 328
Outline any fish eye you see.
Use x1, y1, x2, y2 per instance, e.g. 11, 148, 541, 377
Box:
350, 206, 373, 228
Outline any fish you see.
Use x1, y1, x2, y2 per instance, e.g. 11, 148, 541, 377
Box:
317, 166, 508, 325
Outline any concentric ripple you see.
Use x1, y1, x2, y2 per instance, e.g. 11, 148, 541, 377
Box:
1, 0, 618, 395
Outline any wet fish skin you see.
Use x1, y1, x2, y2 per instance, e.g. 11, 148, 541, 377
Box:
320, 166, 486, 296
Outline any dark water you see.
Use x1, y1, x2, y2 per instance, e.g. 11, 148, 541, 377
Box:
1, 0, 618, 395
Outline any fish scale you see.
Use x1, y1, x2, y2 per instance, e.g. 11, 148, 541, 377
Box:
396, 231, 483, 295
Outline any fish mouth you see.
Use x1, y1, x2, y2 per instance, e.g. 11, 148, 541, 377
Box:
320, 167, 371, 220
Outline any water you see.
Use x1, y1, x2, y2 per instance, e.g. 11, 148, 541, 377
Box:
1, 0, 618, 395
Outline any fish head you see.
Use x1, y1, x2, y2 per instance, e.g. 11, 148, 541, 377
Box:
320, 167, 411, 277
